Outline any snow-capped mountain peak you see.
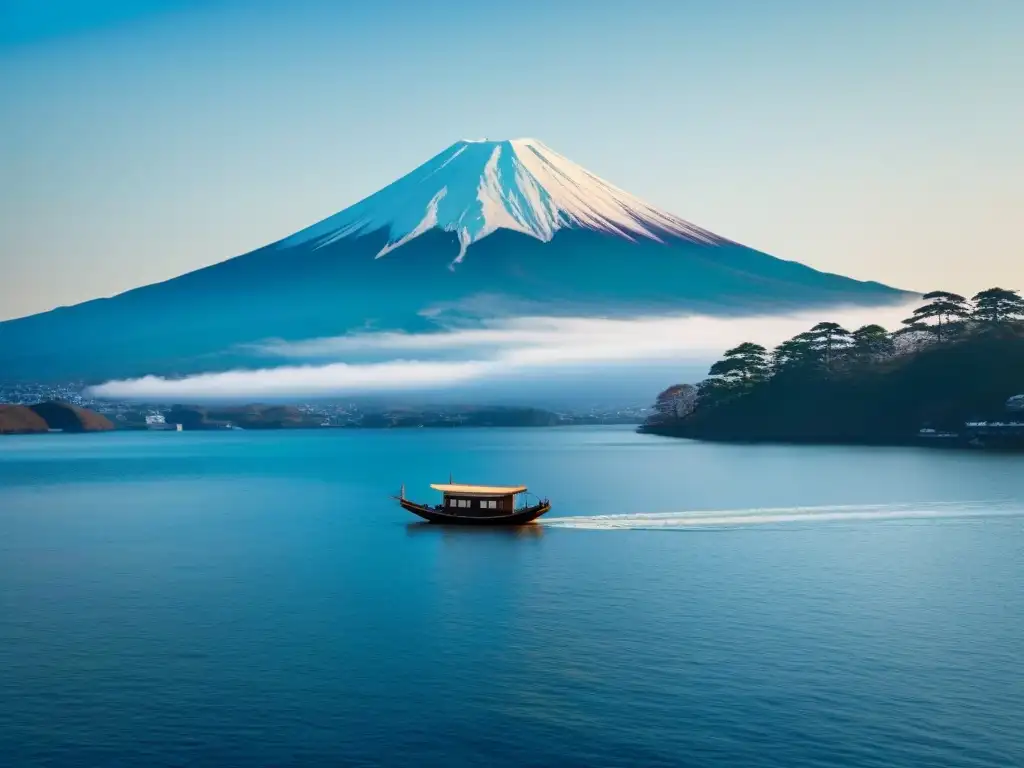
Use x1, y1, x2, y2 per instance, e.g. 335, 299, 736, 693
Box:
279, 138, 725, 264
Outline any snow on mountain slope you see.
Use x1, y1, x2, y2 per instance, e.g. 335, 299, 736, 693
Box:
278, 138, 727, 265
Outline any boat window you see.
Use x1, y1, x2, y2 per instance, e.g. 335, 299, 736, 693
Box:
447, 498, 455, 507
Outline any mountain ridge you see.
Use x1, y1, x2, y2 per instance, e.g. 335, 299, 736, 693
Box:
0, 138, 912, 383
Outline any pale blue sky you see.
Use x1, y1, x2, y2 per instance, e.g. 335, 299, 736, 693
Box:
2, 0, 1022, 321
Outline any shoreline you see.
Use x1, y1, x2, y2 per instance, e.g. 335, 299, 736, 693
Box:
1, 422, 645, 436
636, 424, 1022, 452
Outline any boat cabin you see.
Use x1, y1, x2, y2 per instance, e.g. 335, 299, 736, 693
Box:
430, 483, 527, 517
396, 480, 550, 525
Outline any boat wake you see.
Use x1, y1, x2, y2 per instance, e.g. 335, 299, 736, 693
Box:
541, 500, 1024, 531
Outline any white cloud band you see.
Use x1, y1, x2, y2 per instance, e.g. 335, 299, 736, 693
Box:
87, 302, 916, 401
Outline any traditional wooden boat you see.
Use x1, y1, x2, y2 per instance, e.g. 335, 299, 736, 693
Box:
395, 481, 551, 526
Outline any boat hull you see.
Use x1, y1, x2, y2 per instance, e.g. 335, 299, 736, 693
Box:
399, 499, 551, 526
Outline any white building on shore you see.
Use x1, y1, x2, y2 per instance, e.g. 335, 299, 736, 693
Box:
146, 412, 182, 431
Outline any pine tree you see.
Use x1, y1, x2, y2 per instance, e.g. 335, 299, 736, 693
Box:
707, 342, 770, 385
806, 322, 853, 370
901, 291, 971, 342
772, 334, 818, 374
972, 287, 1024, 326
851, 324, 894, 361
698, 342, 769, 407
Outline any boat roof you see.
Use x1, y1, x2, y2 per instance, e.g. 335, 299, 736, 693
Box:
430, 483, 527, 496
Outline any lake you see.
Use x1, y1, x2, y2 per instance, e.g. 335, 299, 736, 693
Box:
1, 427, 1022, 767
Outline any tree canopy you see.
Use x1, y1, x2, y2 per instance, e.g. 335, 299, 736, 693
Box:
645, 287, 1024, 443
850, 324, 894, 360
902, 290, 971, 342
972, 288, 1024, 326
698, 342, 769, 406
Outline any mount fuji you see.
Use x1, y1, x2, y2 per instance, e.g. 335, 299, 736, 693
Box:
1, 138, 909, 382
280, 138, 726, 263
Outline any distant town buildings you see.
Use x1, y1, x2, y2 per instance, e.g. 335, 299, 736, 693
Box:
0, 381, 649, 429
145, 412, 183, 431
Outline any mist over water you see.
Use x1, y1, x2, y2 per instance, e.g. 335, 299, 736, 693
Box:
88, 301, 916, 402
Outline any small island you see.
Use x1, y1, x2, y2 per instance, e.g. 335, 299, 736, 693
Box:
0, 401, 115, 434
641, 287, 1024, 448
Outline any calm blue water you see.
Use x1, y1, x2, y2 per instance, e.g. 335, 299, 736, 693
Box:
1, 427, 1022, 767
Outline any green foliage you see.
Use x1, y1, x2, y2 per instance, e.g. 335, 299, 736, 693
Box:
851, 324, 894, 361
768, 323, 853, 377
771, 334, 817, 374
901, 290, 970, 342
661, 288, 1024, 443
709, 343, 769, 382
972, 287, 1024, 326
698, 342, 769, 406
806, 322, 852, 370
695, 377, 735, 408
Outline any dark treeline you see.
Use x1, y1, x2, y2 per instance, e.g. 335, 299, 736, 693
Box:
644, 288, 1024, 444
